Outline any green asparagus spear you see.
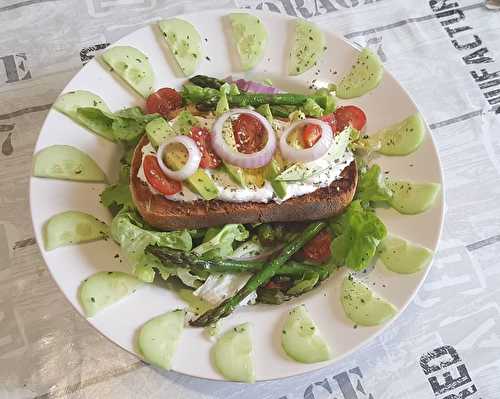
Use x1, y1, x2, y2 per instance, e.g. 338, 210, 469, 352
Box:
146, 246, 331, 280
189, 75, 227, 90
190, 221, 326, 327
182, 84, 325, 108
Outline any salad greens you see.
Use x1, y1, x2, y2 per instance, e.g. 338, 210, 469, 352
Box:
110, 209, 192, 282
329, 201, 387, 271
193, 224, 249, 259
356, 164, 393, 204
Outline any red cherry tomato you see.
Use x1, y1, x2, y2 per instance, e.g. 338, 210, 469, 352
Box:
145, 88, 182, 117
334, 105, 367, 132
189, 127, 221, 169
302, 113, 337, 148
302, 230, 332, 263
143, 155, 182, 195
232, 114, 265, 154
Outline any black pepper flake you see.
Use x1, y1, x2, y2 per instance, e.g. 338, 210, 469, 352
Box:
205, 56, 211, 61
90, 297, 95, 303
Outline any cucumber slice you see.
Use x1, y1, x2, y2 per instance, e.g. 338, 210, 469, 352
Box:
336, 48, 383, 98
145, 118, 175, 148
229, 13, 267, 71
288, 19, 325, 76
158, 18, 202, 76
372, 113, 425, 156
378, 235, 433, 274
33, 145, 106, 182
54, 90, 115, 141
213, 323, 255, 383
79, 271, 143, 317
43, 211, 109, 251
281, 305, 331, 364
341, 275, 396, 327
101, 46, 154, 98
138, 310, 185, 370
386, 180, 441, 215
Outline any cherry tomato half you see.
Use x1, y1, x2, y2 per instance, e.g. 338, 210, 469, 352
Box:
334, 105, 367, 132
189, 127, 221, 169
145, 88, 182, 117
302, 113, 337, 148
232, 114, 266, 154
302, 229, 332, 263
143, 155, 182, 195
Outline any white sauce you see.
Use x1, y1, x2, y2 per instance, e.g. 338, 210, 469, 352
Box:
137, 116, 354, 204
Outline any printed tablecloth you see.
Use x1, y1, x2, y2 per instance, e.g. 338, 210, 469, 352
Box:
1, 1, 499, 398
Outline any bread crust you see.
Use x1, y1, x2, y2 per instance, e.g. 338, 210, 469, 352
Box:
131, 135, 357, 230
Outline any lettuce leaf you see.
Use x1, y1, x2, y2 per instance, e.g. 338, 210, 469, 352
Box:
329, 200, 387, 271
181, 84, 219, 104
301, 98, 324, 117
111, 210, 192, 282
192, 224, 249, 259
356, 164, 393, 204
76, 106, 158, 142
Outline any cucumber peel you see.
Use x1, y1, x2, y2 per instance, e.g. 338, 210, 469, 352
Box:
341, 275, 396, 326
378, 235, 433, 274
213, 323, 255, 382
386, 180, 441, 215
281, 305, 331, 363
79, 271, 143, 317
288, 19, 326, 76
229, 13, 267, 71
138, 309, 186, 370
158, 18, 202, 76
372, 113, 426, 156
43, 211, 109, 251
33, 145, 106, 182
101, 46, 154, 98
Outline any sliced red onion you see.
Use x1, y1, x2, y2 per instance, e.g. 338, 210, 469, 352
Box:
225, 76, 281, 94
157, 136, 201, 181
211, 109, 276, 169
279, 119, 333, 163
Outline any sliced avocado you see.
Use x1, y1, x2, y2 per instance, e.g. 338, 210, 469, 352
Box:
223, 163, 246, 187
265, 158, 287, 199
256, 104, 273, 122
158, 18, 202, 76
165, 146, 219, 200
229, 13, 267, 71
101, 46, 154, 98
145, 118, 176, 148
288, 19, 326, 76
337, 48, 383, 99
244, 167, 266, 188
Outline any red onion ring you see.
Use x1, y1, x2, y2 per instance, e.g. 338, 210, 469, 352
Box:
211, 109, 276, 169
156, 136, 201, 181
279, 119, 333, 163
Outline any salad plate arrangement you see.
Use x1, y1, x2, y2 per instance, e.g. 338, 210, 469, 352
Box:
30, 10, 444, 381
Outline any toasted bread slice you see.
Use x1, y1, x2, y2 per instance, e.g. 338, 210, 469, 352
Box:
131, 135, 357, 231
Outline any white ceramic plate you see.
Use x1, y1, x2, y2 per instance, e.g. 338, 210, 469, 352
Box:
30, 9, 444, 381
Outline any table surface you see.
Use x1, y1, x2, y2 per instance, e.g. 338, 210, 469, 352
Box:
1, 1, 499, 398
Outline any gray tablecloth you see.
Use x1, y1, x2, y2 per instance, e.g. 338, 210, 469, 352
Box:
1, 1, 500, 398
